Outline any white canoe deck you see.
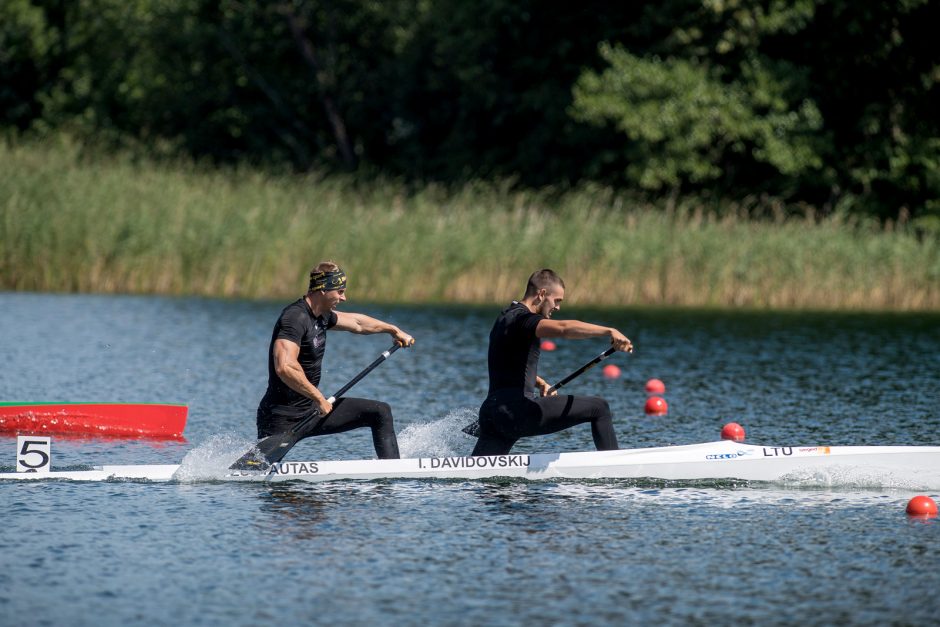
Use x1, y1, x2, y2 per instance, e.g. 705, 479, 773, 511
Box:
4, 440, 940, 487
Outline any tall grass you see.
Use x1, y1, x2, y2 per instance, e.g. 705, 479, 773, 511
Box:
2, 138, 938, 310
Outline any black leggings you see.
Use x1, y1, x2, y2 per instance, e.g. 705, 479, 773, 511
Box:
471, 394, 618, 456
257, 397, 400, 459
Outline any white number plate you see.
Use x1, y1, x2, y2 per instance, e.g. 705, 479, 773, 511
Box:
16, 436, 51, 473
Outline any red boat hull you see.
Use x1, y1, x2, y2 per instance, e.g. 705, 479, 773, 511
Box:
0, 403, 187, 439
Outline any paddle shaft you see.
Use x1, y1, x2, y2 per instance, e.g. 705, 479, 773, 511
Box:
545, 346, 617, 394
288, 343, 402, 435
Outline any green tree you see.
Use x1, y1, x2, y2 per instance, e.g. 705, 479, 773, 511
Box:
0, 0, 56, 130
803, 0, 940, 219
571, 1, 824, 195
570, 0, 940, 218
572, 43, 823, 192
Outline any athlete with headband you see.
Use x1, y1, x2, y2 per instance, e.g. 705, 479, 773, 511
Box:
255, 260, 414, 458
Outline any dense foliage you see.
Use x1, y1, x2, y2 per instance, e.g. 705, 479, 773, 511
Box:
2, 0, 938, 222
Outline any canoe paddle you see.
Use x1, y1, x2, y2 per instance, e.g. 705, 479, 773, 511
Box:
461, 346, 618, 437
230, 343, 402, 470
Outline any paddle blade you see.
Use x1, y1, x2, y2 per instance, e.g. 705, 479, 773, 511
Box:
228, 448, 269, 471
461, 420, 481, 438
228, 431, 301, 470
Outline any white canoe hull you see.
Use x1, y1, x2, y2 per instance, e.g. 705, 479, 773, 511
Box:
3, 441, 940, 487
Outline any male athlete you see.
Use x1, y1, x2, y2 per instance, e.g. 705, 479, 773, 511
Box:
471, 269, 633, 456
256, 261, 414, 458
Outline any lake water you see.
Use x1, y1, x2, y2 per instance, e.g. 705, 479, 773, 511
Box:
1, 292, 939, 625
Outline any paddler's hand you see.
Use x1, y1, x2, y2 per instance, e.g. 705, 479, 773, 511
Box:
314, 395, 333, 416
610, 329, 633, 353
392, 328, 415, 348
536, 377, 556, 397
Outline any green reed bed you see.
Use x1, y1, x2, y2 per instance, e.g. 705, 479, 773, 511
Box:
2, 139, 938, 310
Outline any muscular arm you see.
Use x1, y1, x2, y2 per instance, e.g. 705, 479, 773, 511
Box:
536, 319, 633, 352
272, 339, 332, 414
334, 311, 415, 347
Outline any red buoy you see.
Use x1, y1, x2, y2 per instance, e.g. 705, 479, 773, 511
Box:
602, 364, 621, 379
720, 422, 746, 442
645, 378, 666, 394
644, 396, 667, 415
541, 340, 557, 351
906, 495, 939, 517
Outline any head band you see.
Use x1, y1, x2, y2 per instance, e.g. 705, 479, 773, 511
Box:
309, 270, 347, 292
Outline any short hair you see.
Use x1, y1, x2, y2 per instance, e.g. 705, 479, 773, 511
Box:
311, 260, 340, 275
524, 268, 565, 298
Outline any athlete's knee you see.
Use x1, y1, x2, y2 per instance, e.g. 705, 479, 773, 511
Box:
366, 400, 394, 425
375, 400, 392, 414
591, 397, 612, 419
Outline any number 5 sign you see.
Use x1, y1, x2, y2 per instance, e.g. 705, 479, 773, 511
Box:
16, 436, 51, 473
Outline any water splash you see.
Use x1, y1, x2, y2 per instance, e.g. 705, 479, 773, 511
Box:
174, 433, 257, 482
398, 408, 478, 458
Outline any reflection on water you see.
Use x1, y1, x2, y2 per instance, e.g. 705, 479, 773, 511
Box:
260, 486, 331, 539
255, 476, 937, 532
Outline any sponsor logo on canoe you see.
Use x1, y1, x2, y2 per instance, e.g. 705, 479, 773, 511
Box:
707, 446, 830, 459
705, 450, 754, 460
417, 455, 530, 470
797, 447, 831, 455
269, 461, 319, 475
